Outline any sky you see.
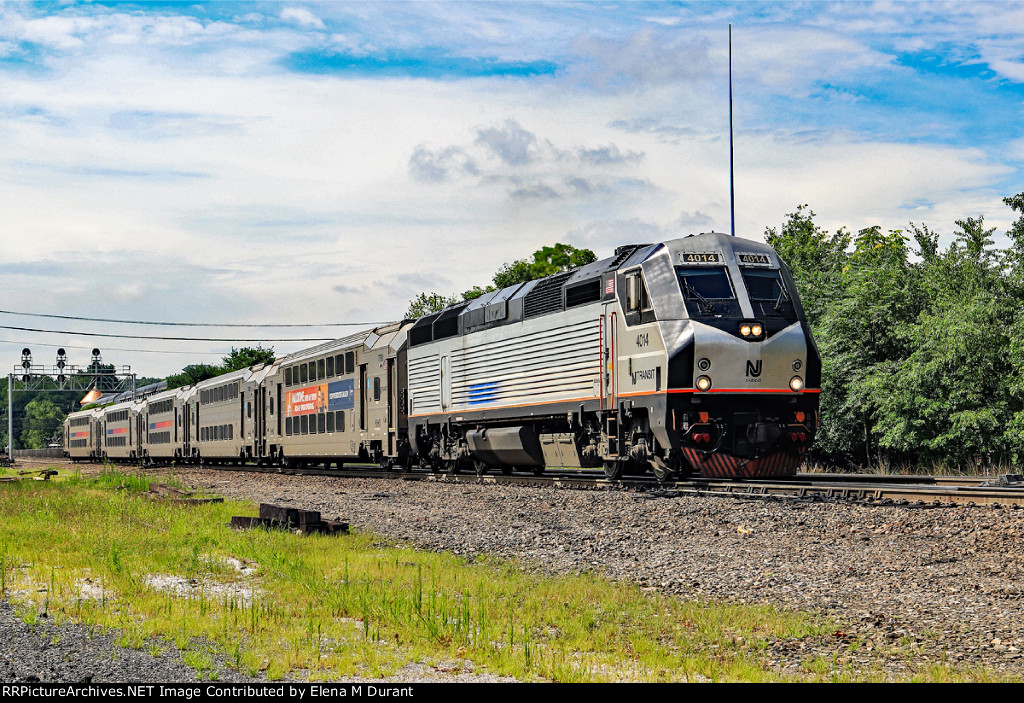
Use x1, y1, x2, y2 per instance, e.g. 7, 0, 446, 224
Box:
2, 0, 1024, 378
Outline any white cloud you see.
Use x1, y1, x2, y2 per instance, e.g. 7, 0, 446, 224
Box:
280, 7, 326, 31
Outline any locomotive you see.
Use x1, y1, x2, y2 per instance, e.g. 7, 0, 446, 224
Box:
64, 232, 820, 479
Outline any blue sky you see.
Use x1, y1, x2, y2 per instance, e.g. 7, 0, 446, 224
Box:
1, 1, 1024, 376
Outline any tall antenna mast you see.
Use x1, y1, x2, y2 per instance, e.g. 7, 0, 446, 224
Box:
729, 23, 736, 237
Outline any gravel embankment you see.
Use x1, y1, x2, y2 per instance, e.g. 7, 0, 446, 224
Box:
6, 461, 1024, 681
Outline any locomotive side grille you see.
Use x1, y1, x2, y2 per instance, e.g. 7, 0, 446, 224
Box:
523, 271, 573, 319
409, 312, 441, 346
565, 279, 601, 308
610, 244, 649, 268
407, 354, 441, 414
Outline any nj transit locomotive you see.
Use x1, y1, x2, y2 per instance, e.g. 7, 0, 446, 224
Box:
64, 232, 820, 480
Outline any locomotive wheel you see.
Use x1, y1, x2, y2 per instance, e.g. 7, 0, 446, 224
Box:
603, 459, 624, 480
651, 454, 684, 482
500, 464, 513, 476
531, 465, 545, 476
445, 459, 460, 475
651, 462, 676, 482
474, 460, 489, 476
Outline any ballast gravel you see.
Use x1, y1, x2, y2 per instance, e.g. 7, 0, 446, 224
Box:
5, 461, 1024, 681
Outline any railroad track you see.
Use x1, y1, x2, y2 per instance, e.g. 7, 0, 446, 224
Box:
12, 456, 1024, 508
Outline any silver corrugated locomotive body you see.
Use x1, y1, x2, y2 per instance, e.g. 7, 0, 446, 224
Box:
407, 233, 820, 479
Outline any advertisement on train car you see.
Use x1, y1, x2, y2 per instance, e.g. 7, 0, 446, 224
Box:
287, 379, 355, 417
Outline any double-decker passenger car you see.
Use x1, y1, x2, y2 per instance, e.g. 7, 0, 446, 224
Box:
64, 407, 103, 462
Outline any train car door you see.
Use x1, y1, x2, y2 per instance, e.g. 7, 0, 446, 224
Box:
359, 363, 368, 431
255, 386, 266, 459
240, 391, 246, 452
386, 358, 395, 456
602, 304, 619, 458
182, 405, 190, 457
602, 306, 618, 412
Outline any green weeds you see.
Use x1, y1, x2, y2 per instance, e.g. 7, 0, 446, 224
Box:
0, 470, 1007, 682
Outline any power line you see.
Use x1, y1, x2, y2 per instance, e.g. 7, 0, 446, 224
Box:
0, 324, 335, 343
0, 309, 387, 328
0, 339, 227, 356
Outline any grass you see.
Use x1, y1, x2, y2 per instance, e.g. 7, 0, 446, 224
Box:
804, 458, 1010, 477
0, 466, 1009, 682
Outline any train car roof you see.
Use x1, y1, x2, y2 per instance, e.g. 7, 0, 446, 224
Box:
141, 386, 187, 404
278, 322, 410, 365
190, 362, 267, 390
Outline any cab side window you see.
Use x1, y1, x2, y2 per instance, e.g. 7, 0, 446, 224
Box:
623, 270, 654, 324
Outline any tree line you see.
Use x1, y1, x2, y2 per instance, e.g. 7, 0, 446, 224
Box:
770, 192, 1024, 471
1, 347, 276, 451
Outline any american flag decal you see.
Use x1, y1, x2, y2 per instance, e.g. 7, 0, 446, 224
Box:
605, 277, 614, 294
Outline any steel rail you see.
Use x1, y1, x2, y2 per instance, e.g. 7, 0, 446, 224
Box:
17, 457, 1024, 508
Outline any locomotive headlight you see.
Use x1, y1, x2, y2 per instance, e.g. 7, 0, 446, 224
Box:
751, 324, 763, 337
696, 375, 713, 392
789, 376, 804, 392
739, 324, 752, 337
697, 357, 711, 371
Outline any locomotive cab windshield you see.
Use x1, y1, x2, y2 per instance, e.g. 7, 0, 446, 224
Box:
740, 268, 797, 321
676, 266, 737, 318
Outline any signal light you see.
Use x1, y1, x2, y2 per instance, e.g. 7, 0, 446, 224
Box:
698, 412, 709, 422
696, 375, 712, 392
795, 412, 805, 423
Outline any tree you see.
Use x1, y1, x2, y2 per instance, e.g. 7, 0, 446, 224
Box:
493, 243, 597, 289
165, 364, 223, 390
405, 242, 597, 318
20, 397, 65, 449
222, 346, 276, 372
405, 292, 459, 319
164, 346, 276, 390
772, 199, 1024, 471
764, 205, 849, 328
